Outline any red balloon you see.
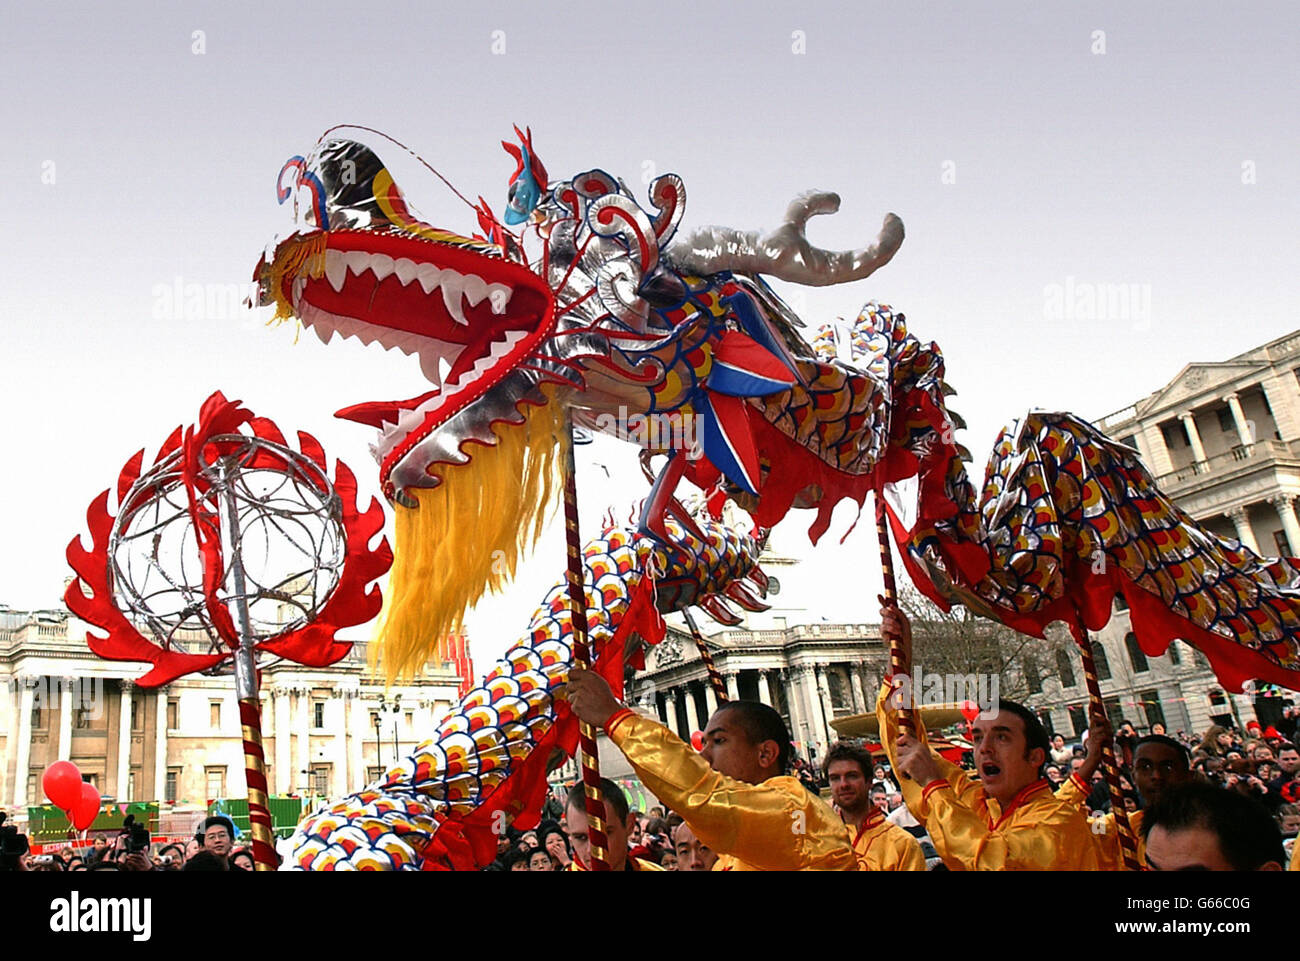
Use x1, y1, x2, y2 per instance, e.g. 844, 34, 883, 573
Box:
960, 701, 981, 725
42, 760, 83, 810
690, 730, 704, 751
71, 782, 101, 832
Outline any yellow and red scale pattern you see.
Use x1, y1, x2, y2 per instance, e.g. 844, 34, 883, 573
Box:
284, 517, 761, 870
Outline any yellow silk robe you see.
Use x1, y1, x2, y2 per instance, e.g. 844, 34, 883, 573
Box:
849, 808, 927, 871
604, 708, 858, 871
876, 683, 1099, 871
1055, 772, 1145, 869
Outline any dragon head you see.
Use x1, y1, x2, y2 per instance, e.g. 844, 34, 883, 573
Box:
254, 130, 903, 679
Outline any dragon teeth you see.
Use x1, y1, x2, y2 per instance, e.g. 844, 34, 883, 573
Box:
324, 254, 348, 292
416, 263, 441, 294
488, 284, 511, 314
393, 257, 419, 286
368, 254, 395, 282
439, 271, 470, 326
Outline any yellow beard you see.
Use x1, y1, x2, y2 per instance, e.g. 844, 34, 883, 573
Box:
372, 397, 567, 683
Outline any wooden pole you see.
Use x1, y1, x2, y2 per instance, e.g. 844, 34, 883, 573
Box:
1076, 628, 1141, 871
877, 497, 914, 735
562, 412, 610, 871
682, 608, 728, 702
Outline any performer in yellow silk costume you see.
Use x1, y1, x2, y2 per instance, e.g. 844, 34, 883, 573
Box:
1052, 730, 1191, 870
561, 779, 664, 872
568, 665, 857, 871
824, 741, 925, 870
850, 807, 927, 871
876, 605, 1098, 871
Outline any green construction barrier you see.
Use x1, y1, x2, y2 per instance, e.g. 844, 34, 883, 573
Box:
207, 797, 308, 839
26, 802, 159, 842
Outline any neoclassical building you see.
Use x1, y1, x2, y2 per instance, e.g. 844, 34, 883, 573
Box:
0, 606, 465, 815
1026, 327, 1300, 740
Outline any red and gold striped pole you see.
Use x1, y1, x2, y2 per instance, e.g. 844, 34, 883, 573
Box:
563, 412, 610, 871
682, 608, 728, 702
237, 697, 277, 870
1076, 628, 1141, 871
877, 495, 914, 735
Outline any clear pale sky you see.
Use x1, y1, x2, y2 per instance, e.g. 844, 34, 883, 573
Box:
2, 2, 1296, 667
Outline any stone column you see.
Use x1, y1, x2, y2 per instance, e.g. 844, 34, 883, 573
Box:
783, 669, 808, 759
296, 686, 311, 793
117, 681, 133, 800
331, 692, 348, 799
274, 688, 291, 795
669, 688, 684, 738
13, 680, 34, 808
1270, 494, 1300, 557
348, 690, 366, 789
1224, 393, 1254, 447
796, 666, 829, 761
58, 677, 73, 760
683, 684, 701, 736
815, 666, 837, 737
1180, 412, 1208, 464
154, 687, 168, 801
724, 671, 740, 702
703, 677, 718, 719
848, 669, 866, 714
757, 671, 772, 706
1228, 506, 1261, 554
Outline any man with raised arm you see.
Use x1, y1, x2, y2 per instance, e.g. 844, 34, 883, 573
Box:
567, 665, 857, 871
1057, 727, 1193, 869
877, 601, 1098, 870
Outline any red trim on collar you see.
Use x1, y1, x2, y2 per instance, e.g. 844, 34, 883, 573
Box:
990, 778, 1052, 831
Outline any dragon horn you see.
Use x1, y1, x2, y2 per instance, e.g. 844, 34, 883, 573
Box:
670, 190, 904, 287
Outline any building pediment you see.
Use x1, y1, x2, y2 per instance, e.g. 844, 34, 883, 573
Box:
1139, 360, 1267, 417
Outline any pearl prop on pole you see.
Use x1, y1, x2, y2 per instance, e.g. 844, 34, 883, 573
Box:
65, 391, 392, 870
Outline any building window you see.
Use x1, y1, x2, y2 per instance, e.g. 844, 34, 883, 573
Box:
131, 698, 141, 731
1103, 697, 1124, 725
1022, 655, 1042, 694
367, 766, 384, 783
1068, 705, 1088, 736
82, 772, 98, 789
31, 700, 44, 730
210, 700, 222, 729
127, 770, 137, 801
313, 701, 325, 729
827, 672, 849, 711
312, 765, 331, 795
75, 705, 92, 729
1055, 649, 1076, 688
1125, 632, 1149, 673
1094, 644, 1112, 681
1118, 434, 1137, 450
369, 712, 380, 729
1036, 710, 1055, 737
165, 769, 180, 802
1274, 531, 1291, 556
205, 766, 226, 799
1140, 690, 1165, 731
1167, 641, 1181, 666
404, 710, 414, 731
167, 698, 178, 730
27, 772, 38, 800
1216, 406, 1236, 436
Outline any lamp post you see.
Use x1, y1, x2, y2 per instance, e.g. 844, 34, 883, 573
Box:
375, 694, 402, 772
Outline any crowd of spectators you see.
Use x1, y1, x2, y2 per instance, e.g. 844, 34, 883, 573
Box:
7, 705, 1296, 872
12, 814, 268, 872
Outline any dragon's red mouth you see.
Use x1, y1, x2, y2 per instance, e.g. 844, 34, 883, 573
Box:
273, 230, 554, 467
